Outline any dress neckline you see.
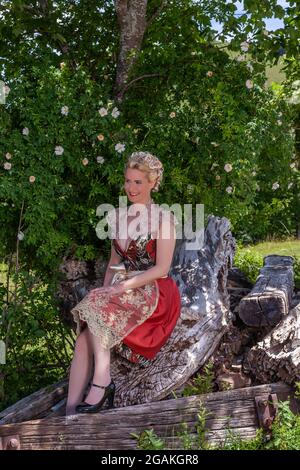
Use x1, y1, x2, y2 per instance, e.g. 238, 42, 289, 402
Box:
114, 233, 154, 254
114, 238, 134, 254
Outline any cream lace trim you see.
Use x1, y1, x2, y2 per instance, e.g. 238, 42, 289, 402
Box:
71, 272, 160, 349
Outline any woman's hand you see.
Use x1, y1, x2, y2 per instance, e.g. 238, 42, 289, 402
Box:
95, 282, 127, 296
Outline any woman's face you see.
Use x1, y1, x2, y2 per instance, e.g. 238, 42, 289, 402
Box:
124, 168, 155, 204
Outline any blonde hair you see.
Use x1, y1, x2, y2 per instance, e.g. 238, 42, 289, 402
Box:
125, 151, 164, 192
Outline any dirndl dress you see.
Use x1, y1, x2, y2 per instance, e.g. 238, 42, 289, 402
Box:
71, 232, 181, 365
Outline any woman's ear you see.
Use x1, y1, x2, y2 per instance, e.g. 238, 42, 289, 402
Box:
150, 178, 157, 191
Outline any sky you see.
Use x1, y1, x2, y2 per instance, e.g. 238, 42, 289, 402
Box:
211, 0, 289, 33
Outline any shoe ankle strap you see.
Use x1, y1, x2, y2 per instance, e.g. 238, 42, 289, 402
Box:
92, 382, 113, 389
91, 383, 106, 389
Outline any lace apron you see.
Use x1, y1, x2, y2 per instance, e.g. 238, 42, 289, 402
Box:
71, 267, 161, 350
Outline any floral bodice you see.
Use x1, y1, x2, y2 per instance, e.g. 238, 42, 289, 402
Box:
113, 233, 156, 271
106, 203, 178, 272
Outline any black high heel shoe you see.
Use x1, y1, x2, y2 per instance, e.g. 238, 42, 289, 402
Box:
76, 381, 115, 414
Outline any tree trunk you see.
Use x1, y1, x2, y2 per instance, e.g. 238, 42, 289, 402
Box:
113, 0, 148, 103
245, 302, 300, 384
238, 255, 294, 327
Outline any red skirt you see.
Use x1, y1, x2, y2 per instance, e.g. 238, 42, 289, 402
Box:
122, 276, 181, 360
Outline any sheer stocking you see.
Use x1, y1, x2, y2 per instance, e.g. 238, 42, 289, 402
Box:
82, 330, 111, 405
65, 327, 93, 416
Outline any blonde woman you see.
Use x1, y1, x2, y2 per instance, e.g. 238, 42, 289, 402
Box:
66, 151, 181, 415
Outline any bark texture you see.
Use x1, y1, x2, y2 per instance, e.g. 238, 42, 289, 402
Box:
238, 255, 294, 327
114, 0, 148, 103
245, 302, 300, 384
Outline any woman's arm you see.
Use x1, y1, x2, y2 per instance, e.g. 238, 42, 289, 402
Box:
120, 214, 176, 291
102, 241, 122, 287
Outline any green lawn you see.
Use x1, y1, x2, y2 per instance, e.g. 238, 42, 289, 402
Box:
238, 239, 300, 259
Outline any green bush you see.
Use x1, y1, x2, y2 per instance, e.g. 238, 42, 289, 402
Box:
1, 55, 297, 275
233, 247, 264, 283
0, 266, 73, 412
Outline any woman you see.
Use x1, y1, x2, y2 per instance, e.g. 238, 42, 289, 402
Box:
66, 151, 181, 415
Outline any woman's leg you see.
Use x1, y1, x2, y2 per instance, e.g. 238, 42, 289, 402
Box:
65, 327, 93, 416
82, 330, 111, 405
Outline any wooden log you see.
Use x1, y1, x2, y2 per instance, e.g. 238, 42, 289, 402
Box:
238, 255, 294, 327
0, 379, 68, 425
55, 257, 107, 328
110, 215, 236, 406
0, 383, 293, 450
245, 302, 300, 384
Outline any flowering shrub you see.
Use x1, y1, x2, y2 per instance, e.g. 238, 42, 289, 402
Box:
0, 55, 297, 276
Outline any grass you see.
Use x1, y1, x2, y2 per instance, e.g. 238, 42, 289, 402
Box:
238, 238, 300, 259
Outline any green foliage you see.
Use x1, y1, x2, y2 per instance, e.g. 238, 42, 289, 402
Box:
219, 399, 300, 450
233, 247, 264, 283
132, 404, 212, 450
175, 405, 212, 450
217, 428, 266, 450
0, 265, 73, 412
182, 361, 214, 397
131, 429, 165, 450
0, 1, 298, 277
264, 401, 300, 450
293, 257, 300, 290
295, 381, 300, 400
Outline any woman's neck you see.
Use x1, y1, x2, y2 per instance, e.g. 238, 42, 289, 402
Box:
129, 198, 154, 207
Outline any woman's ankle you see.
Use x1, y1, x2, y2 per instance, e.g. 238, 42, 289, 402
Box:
65, 406, 76, 416
92, 373, 111, 387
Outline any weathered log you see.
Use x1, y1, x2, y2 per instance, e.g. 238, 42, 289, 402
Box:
0, 379, 68, 425
245, 302, 300, 384
110, 215, 236, 406
238, 255, 294, 327
0, 383, 294, 450
55, 257, 107, 328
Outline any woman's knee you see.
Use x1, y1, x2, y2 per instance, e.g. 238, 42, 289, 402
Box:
75, 328, 92, 354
